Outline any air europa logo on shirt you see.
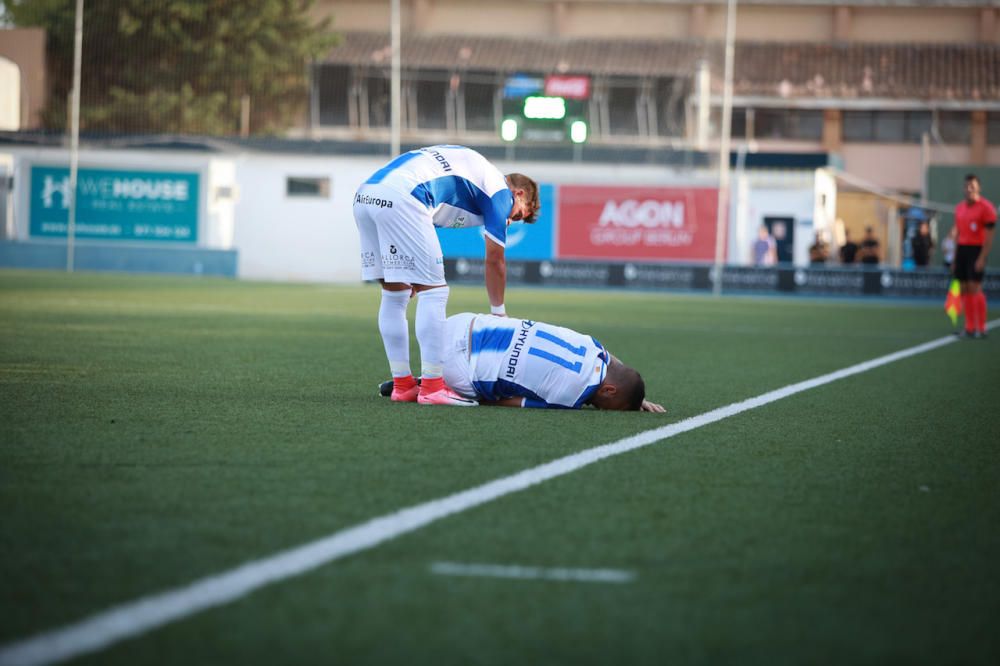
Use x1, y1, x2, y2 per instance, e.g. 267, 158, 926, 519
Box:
355, 193, 393, 208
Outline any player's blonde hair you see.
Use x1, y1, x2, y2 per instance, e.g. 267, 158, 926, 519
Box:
506, 173, 540, 223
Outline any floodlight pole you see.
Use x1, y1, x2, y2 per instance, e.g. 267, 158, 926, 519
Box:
66, 0, 84, 272
712, 0, 737, 297
390, 0, 401, 157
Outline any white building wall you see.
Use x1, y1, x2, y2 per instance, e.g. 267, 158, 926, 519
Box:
729, 171, 819, 267
840, 143, 975, 193
3, 145, 840, 280
232, 154, 379, 283
0, 57, 20, 131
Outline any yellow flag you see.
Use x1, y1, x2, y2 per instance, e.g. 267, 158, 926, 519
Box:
944, 278, 962, 327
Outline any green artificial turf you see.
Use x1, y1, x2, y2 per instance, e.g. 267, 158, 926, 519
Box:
1, 269, 998, 665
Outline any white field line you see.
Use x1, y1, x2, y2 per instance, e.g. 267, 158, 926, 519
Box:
430, 562, 635, 584
1, 323, 993, 666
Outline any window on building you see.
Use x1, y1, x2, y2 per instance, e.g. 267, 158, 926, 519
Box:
936, 111, 969, 144
793, 110, 824, 140
755, 108, 786, 139
842, 111, 873, 141
904, 111, 932, 142
873, 111, 905, 142
989, 112, 1000, 145
316, 65, 350, 126
286, 177, 330, 198
730, 108, 747, 139
365, 72, 391, 128
414, 69, 449, 130
844, 110, 949, 143
654, 77, 687, 137
750, 108, 822, 140
462, 73, 497, 132
606, 77, 640, 136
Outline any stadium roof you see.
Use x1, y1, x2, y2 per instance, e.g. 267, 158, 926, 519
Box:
324, 31, 1000, 104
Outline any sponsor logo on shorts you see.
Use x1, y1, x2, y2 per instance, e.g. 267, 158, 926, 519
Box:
361, 251, 377, 268
382, 249, 416, 271
355, 192, 393, 208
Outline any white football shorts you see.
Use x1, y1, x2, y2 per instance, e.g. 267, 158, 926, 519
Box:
442, 312, 478, 399
353, 183, 446, 285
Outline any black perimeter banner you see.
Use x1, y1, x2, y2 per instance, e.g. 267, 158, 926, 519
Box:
444, 260, 1000, 300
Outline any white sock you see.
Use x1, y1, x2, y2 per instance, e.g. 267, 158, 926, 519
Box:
378, 288, 412, 377
415, 286, 449, 379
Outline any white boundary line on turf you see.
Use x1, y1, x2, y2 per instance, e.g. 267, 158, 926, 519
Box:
1, 322, 994, 666
430, 561, 636, 584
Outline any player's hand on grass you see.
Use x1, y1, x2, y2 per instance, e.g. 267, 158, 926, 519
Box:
641, 399, 665, 413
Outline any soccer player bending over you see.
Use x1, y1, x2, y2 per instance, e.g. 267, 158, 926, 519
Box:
354, 145, 539, 406
381, 313, 665, 413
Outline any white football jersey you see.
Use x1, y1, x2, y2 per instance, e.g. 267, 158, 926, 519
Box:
363, 145, 513, 246
469, 315, 609, 409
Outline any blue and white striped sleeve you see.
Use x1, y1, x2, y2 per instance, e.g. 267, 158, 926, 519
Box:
483, 189, 513, 246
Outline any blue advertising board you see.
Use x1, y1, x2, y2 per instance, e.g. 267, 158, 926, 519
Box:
436, 183, 555, 260
29, 166, 200, 243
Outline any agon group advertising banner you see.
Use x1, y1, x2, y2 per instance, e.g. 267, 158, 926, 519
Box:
30, 166, 200, 243
557, 185, 720, 262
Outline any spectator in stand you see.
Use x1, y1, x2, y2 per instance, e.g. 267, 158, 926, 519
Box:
858, 226, 881, 266
809, 233, 829, 265
752, 225, 777, 266
839, 229, 859, 265
910, 221, 934, 268
941, 225, 957, 271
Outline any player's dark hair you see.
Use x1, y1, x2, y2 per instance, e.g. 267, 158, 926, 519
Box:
507, 173, 540, 223
965, 173, 979, 184
603, 359, 645, 411
620, 367, 646, 411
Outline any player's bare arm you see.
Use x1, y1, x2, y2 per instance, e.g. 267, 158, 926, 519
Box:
484, 237, 506, 315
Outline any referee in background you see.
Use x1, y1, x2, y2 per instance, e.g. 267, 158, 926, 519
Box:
952, 173, 997, 338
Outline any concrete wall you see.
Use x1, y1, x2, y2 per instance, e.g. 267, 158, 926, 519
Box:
2, 145, 836, 281
232, 154, 376, 283
0, 28, 46, 129
839, 143, 975, 194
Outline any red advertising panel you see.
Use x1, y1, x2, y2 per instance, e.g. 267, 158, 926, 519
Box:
544, 75, 591, 100
557, 185, 721, 262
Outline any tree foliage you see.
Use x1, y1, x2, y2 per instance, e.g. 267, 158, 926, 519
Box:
2, 0, 338, 135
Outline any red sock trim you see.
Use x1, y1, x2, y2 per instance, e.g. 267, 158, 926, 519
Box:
393, 375, 417, 390
420, 376, 445, 393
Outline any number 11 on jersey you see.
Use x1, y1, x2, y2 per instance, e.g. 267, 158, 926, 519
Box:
528, 329, 587, 373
